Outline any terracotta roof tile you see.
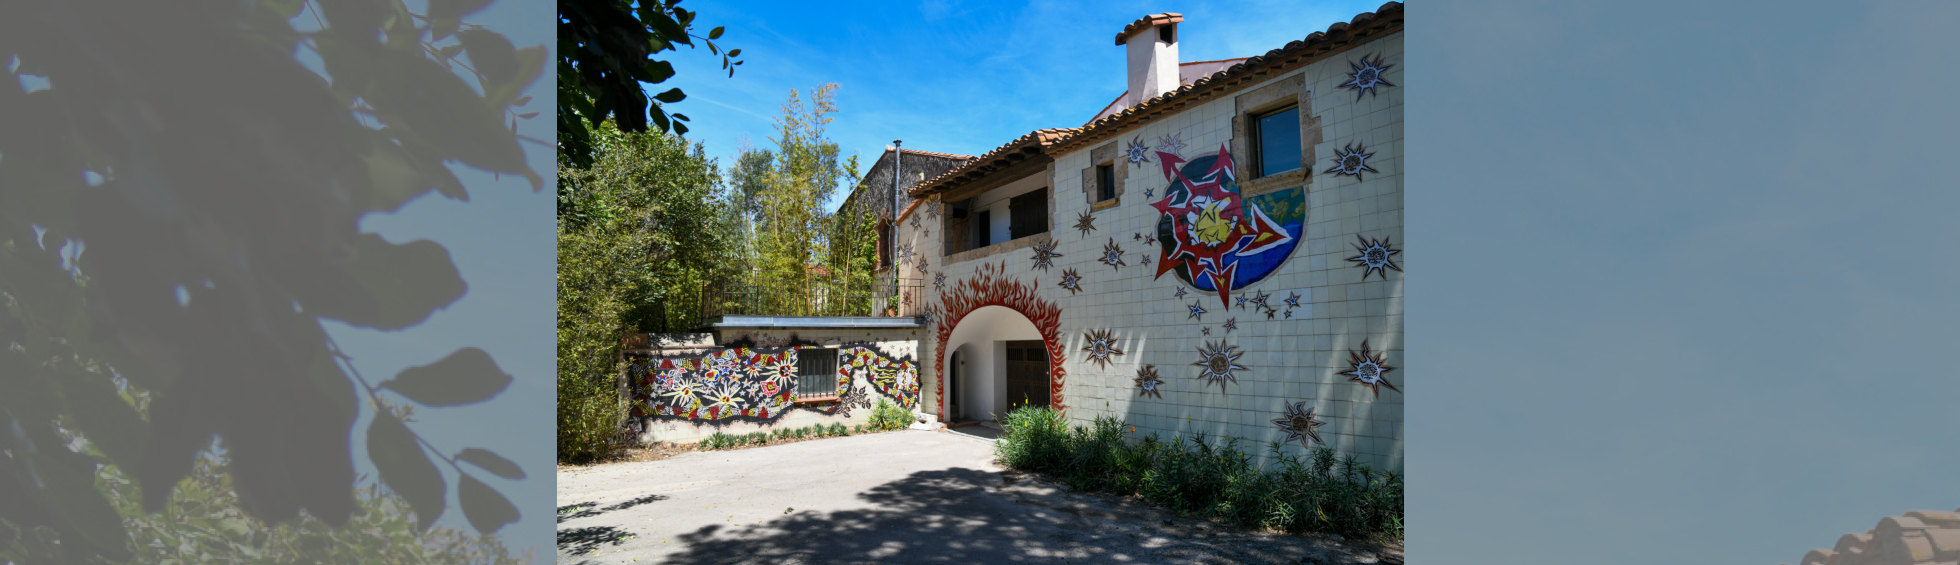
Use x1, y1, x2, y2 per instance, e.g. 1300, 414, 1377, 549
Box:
907, 128, 1078, 199
1115, 13, 1184, 45
889, 147, 975, 160
1056, 1, 1404, 155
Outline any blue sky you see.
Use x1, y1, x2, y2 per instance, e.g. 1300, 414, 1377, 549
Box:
1409, 1, 1960, 564
658, 0, 1390, 209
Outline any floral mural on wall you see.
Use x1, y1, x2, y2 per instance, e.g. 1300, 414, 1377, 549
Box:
627, 343, 922, 423
840, 346, 920, 410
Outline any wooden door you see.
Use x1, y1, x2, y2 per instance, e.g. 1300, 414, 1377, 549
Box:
1004, 340, 1050, 409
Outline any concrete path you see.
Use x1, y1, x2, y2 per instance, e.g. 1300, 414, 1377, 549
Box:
557, 429, 1400, 565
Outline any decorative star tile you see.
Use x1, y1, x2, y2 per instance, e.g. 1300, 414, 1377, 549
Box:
1174, 287, 1188, 300
1134, 365, 1165, 399
1125, 135, 1151, 168
1030, 240, 1063, 271
1059, 268, 1084, 295
1099, 238, 1127, 270
898, 243, 917, 265
1134, 233, 1141, 241
934, 272, 946, 293
1251, 290, 1271, 309
1337, 52, 1396, 101
1324, 141, 1379, 181
1074, 212, 1097, 236
1187, 301, 1207, 320
1285, 292, 1302, 309
1140, 255, 1151, 266
1201, 326, 1211, 336
1340, 339, 1401, 399
1081, 328, 1124, 370
1155, 132, 1187, 157
926, 200, 941, 218
1285, 309, 1294, 319
1193, 340, 1247, 392
1144, 188, 1154, 198
1223, 318, 1237, 333
1236, 296, 1248, 310
918, 256, 930, 274
910, 215, 921, 229
1272, 401, 1328, 448
1347, 235, 1402, 281
1265, 308, 1277, 320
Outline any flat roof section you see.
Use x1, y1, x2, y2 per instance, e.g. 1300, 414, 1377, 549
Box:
700, 315, 926, 329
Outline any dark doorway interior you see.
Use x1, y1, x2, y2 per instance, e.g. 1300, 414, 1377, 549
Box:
1004, 340, 1050, 410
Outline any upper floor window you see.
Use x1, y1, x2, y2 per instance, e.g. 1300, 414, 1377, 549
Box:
1255, 105, 1303, 177
1096, 164, 1116, 202
1008, 188, 1049, 240
875, 220, 893, 269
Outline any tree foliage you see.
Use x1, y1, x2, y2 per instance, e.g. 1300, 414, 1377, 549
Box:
0, 0, 541, 560
556, 120, 744, 461
748, 84, 862, 282
558, 0, 743, 168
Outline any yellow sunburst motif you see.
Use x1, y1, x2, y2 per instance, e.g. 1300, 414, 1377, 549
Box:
1192, 198, 1235, 244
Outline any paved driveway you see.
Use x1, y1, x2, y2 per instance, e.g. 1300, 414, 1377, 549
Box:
557, 429, 1400, 565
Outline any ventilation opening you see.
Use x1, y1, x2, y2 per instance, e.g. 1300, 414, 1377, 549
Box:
1158, 23, 1176, 45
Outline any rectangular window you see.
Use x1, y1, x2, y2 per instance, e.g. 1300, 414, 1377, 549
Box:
1096, 164, 1115, 202
796, 348, 838, 398
974, 210, 992, 247
1256, 106, 1303, 177
875, 221, 892, 269
1008, 188, 1048, 240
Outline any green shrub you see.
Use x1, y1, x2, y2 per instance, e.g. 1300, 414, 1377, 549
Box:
867, 398, 912, 431
993, 405, 1402, 541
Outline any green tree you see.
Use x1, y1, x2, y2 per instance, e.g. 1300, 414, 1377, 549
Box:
558, 0, 744, 168
556, 120, 743, 462
750, 84, 860, 282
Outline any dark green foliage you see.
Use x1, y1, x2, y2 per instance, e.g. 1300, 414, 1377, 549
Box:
867, 398, 914, 431
558, 0, 744, 168
994, 406, 1403, 541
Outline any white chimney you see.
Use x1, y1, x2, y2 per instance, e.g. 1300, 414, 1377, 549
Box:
1117, 13, 1183, 110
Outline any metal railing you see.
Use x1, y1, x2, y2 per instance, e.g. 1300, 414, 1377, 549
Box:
700, 273, 928, 320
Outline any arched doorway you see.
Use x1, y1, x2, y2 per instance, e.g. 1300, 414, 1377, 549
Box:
934, 261, 1067, 423
943, 305, 1048, 422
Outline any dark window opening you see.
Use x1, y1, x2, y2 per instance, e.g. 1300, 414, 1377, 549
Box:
1008, 188, 1049, 240
875, 221, 893, 269
1256, 106, 1303, 177
1159, 24, 1176, 45
1096, 164, 1115, 202
796, 348, 839, 398
974, 210, 992, 248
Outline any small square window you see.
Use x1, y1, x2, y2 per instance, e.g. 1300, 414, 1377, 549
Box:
796, 349, 838, 397
1255, 106, 1302, 177
1096, 164, 1115, 202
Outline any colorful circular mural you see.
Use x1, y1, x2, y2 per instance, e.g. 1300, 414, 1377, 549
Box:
1150, 145, 1308, 307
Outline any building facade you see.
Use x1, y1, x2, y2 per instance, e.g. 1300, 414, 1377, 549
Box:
626, 3, 1404, 474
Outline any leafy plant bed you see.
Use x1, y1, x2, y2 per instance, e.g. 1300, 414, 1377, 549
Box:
993, 404, 1404, 544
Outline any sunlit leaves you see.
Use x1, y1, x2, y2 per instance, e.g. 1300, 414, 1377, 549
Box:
382, 347, 513, 407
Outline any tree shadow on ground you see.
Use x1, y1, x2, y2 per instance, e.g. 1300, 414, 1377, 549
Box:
557, 494, 669, 523
653, 467, 1391, 565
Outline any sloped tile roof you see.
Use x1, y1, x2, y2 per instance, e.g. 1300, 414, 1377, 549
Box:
1115, 13, 1184, 45
906, 128, 1078, 199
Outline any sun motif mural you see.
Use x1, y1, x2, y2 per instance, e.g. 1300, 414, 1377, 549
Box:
1272, 401, 1328, 448
1150, 145, 1307, 309
1324, 141, 1378, 181
1155, 132, 1186, 157
1347, 235, 1401, 281
1134, 364, 1164, 399
1074, 211, 1097, 236
1030, 240, 1062, 271
1340, 339, 1400, 398
1080, 328, 1123, 370
934, 272, 946, 292
1100, 238, 1127, 270
1059, 268, 1084, 295
1338, 52, 1395, 101
1125, 135, 1151, 168
1192, 340, 1247, 392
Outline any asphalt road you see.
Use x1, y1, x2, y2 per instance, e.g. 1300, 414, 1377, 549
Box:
557, 429, 1400, 565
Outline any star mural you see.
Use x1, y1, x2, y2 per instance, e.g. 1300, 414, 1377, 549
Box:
898, 243, 917, 266
934, 272, 946, 292
1100, 238, 1127, 270
1347, 235, 1401, 281
1081, 329, 1124, 370
1324, 141, 1378, 181
1059, 268, 1084, 295
1149, 145, 1306, 310
1134, 364, 1164, 399
1285, 292, 1302, 309
918, 256, 929, 274
1186, 301, 1207, 320
1223, 318, 1238, 333
1251, 290, 1271, 309
1272, 401, 1328, 448
1201, 326, 1211, 335
1074, 211, 1097, 236
1125, 135, 1151, 168
926, 200, 941, 218
1030, 240, 1062, 271
910, 215, 921, 229
1192, 340, 1247, 392
1155, 132, 1187, 157
1174, 287, 1187, 300
1338, 52, 1396, 101
1340, 339, 1401, 398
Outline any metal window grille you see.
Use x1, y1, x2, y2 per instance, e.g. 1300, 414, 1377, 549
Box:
796, 348, 839, 398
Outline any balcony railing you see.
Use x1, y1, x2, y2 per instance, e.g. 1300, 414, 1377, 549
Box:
700, 273, 928, 320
